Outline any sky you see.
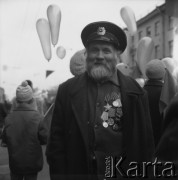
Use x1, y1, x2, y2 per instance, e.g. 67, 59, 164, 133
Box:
0, 0, 165, 99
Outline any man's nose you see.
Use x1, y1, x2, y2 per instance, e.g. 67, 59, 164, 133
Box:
96, 51, 104, 60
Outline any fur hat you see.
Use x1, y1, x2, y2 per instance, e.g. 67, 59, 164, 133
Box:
70, 49, 86, 76
145, 59, 166, 80
16, 81, 33, 102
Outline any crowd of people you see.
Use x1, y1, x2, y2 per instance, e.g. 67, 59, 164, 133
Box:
0, 20, 178, 180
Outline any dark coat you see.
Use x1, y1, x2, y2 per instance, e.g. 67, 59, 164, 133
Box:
46, 71, 155, 180
155, 95, 178, 177
144, 80, 164, 146
2, 101, 48, 174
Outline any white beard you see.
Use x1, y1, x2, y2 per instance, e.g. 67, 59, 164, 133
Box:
89, 65, 113, 82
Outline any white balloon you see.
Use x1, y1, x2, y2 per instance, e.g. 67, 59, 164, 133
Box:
135, 78, 145, 87
120, 6, 137, 36
116, 63, 132, 76
56, 46, 66, 59
162, 57, 177, 74
136, 37, 154, 78
36, 18, 52, 61
47, 4, 61, 46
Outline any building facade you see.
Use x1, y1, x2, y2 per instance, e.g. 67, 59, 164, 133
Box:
130, 3, 176, 63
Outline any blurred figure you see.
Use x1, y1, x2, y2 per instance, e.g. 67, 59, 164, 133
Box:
144, 59, 177, 146
0, 87, 11, 134
155, 94, 178, 178
70, 48, 86, 76
42, 86, 58, 134
11, 80, 45, 116
1, 81, 48, 180
144, 59, 165, 146
26, 80, 45, 116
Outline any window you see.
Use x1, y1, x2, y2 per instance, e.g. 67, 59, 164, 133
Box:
146, 26, 151, 36
138, 31, 142, 40
168, 40, 173, 57
168, 16, 174, 30
155, 21, 160, 36
155, 45, 160, 58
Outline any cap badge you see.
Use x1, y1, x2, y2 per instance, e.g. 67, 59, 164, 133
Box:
97, 27, 106, 35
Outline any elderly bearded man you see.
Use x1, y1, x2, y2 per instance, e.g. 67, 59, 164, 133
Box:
46, 21, 155, 180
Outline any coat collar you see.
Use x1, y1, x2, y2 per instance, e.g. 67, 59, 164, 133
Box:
13, 101, 37, 111
117, 70, 144, 95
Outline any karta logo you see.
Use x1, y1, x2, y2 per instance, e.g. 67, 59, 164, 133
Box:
105, 156, 177, 178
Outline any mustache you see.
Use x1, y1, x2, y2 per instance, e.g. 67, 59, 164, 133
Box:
87, 63, 114, 82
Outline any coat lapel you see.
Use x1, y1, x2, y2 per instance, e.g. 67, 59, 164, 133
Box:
70, 73, 89, 149
117, 70, 144, 154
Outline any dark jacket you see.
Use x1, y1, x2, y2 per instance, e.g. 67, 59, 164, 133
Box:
2, 101, 48, 174
155, 95, 178, 177
144, 79, 164, 146
46, 71, 155, 180
0, 102, 11, 129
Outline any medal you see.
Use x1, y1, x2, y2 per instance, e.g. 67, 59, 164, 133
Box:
108, 108, 115, 117
113, 100, 119, 107
116, 99, 122, 107
112, 124, 119, 131
108, 118, 114, 126
115, 117, 121, 122
103, 121, 108, 128
104, 103, 112, 110
116, 108, 123, 117
101, 111, 108, 121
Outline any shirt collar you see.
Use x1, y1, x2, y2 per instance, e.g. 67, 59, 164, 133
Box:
108, 70, 119, 86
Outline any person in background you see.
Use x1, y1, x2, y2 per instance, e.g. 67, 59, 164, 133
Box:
143, 59, 165, 146
144, 59, 177, 146
155, 94, 178, 179
46, 21, 155, 180
11, 80, 45, 116
26, 80, 45, 116
1, 81, 48, 180
0, 87, 11, 135
69, 48, 86, 76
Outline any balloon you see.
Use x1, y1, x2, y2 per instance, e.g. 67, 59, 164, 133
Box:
116, 63, 132, 76
120, 6, 137, 36
136, 37, 154, 78
47, 4, 61, 46
162, 57, 177, 74
36, 18, 52, 61
135, 78, 145, 88
56, 46, 66, 59
70, 49, 86, 76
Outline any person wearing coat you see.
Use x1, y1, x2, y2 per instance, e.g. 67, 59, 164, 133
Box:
46, 21, 155, 180
143, 59, 165, 146
144, 59, 177, 146
1, 81, 48, 180
155, 94, 178, 179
